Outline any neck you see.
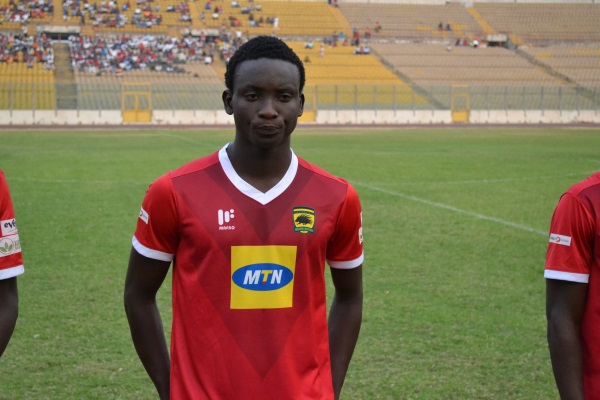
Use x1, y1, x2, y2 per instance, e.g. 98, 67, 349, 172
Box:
226, 142, 292, 193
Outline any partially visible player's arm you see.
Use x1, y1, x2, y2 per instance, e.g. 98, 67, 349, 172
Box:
124, 248, 171, 400
546, 278, 587, 400
328, 265, 363, 400
0, 277, 18, 357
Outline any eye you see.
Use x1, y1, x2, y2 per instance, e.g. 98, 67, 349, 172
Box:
278, 93, 293, 102
244, 92, 259, 101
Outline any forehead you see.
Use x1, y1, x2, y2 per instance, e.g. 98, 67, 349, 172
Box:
233, 58, 300, 90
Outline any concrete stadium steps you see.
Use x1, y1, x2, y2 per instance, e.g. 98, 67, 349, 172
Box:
373, 43, 565, 86
288, 41, 404, 85
287, 41, 431, 108
338, 3, 480, 41
53, 42, 77, 109
53, 0, 62, 24
464, 6, 496, 36
521, 45, 600, 87
474, 3, 600, 45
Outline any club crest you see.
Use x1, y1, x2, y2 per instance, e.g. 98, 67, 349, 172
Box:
293, 207, 315, 234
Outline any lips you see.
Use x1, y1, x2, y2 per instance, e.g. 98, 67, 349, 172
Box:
254, 125, 281, 135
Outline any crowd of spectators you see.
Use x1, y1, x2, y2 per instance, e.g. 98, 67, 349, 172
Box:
1, 0, 53, 24
0, 32, 54, 69
62, 0, 190, 28
65, 20, 250, 76
68, 33, 229, 76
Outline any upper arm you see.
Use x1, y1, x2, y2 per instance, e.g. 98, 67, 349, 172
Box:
0, 277, 18, 307
124, 248, 171, 302
330, 265, 363, 302
546, 278, 588, 325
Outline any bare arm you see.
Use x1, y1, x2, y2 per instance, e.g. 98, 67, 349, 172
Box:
328, 265, 363, 400
0, 277, 18, 357
546, 278, 588, 400
124, 248, 171, 400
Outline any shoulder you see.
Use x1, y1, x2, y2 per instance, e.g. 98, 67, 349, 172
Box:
297, 157, 351, 187
169, 151, 220, 180
297, 157, 359, 200
145, 151, 219, 198
566, 172, 600, 196
563, 172, 600, 214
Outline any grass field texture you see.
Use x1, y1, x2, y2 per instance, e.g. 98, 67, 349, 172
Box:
1, 127, 599, 399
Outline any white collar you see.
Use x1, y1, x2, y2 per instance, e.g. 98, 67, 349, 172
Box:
218, 144, 298, 205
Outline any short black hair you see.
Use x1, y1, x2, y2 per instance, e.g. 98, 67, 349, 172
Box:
224, 36, 306, 93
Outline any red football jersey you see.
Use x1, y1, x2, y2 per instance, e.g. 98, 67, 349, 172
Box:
133, 145, 364, 399
0, 170, 24, 280
545, 171, 600, 397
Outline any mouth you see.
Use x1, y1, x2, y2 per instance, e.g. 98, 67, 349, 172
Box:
253, 125, 281, 135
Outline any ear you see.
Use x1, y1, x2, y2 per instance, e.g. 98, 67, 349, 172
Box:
222, 90, 234, 115
298, 92, 305, 117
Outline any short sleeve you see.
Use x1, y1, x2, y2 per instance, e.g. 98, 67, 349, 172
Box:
327, 183, 364, 269
0, 171, 24, 280
544, 193, 594, 283
132, 173, 179, 262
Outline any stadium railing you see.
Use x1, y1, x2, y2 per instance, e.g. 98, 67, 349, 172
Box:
0, 82, 598, 125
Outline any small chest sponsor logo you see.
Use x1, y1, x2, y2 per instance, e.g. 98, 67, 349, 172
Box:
1, 218, 17, 236
218, 209, 235, 230
549, 233, 571, 247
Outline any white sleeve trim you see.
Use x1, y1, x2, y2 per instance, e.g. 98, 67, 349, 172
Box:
328, 252, 364, 270
132, 236, 174, 262
544, 269, 589, 283
0, 265, 24, 280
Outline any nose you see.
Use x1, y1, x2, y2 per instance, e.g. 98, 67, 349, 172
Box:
258, 97, 278, 119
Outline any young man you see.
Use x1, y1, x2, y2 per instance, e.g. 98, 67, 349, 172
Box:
124, 36, 364, 399
0, 169, 23, 357
545, 171, 600, 399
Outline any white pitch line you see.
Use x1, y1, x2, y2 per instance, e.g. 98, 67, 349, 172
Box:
415, 170, 598, 186
157, 133, 218, 146
354, 181, 548, 236
8, 177, 144, 185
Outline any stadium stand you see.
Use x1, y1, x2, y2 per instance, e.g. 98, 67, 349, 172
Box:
0, 0, 54, 27
372, 43, 564, 86
0, 32, 56, 109
197, 0, 351, 37
286, 41, 431, 111
289, 41, 403, 85
338, 3, 481, 42
67, 34, 223, 109
521, 44, 600, 86
1, 0, 599, 123
474, 3, 600, 45
0, 63, 56, 109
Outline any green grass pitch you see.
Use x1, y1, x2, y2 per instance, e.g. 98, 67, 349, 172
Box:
1, 127, 599, 399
